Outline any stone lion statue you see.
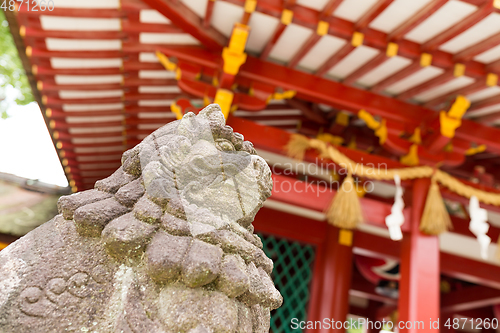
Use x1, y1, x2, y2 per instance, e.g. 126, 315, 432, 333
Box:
0, 104, 282, 332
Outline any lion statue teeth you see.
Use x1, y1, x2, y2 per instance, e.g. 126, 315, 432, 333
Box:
0, 104, 282, 333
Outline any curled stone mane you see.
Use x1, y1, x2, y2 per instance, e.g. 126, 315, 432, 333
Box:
0, 104, 281, 333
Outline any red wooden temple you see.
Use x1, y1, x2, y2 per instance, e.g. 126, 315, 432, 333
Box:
6, 0, 500, 331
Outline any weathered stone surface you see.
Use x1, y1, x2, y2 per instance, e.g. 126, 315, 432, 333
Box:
95, 166, 137, 193
219, 230, 258, 262
0, 104, 281, 332
145, 231, 191, 283
217, 255, 250, 298
224, 222, 263, 249
251, 305, 271, 333
57, 189, 112, 220
74, 197, 129, 237
122, 147, 141, 176
253, 248, 274, 275
159, 284, 239, 333
133, 196, 162, 223
188, 325, 212, 333
161, 213, 191, 236
102, 213, 157, 260
182, 239, 223, 288
258, 267, 283, 309
236, 302, 253, 333
238, 263, 283, 309
114, 178, 145, 207
165, 197, 186, 220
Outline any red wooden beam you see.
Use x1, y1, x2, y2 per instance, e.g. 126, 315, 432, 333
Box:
355, 0, 394, 31
422, 0, 494, 52
222, 0, 492, 79
40, 79, 179, 92
136, 0, 226, 51
469, 94, 500, 112
469, 111, 500, 123
203, 0, 215, 28
260, 23, 287, 60
455, 32, 500, 62
320, 0, 343, 17
343, 52, 387, 85
486, 57, 500, 71
23, 28, 127, 40
350, 270, 397, 305
423, 79, 487, 108
441, 286, 500, 313
370, 62, 421, 93
229, 116, 500, 221
287, 34, 321, 68
286, 99, 328, 124
387, 0, 447, 41
396, 69, 454, 101
253, 206, 326, 245
315, 43, 355, 76
236, 53, 500, 153
338, 0, 395, 84
441, 252, 500, 290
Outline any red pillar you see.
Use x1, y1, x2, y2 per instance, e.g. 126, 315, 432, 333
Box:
398, 178, 440, 333
317, 225, 354, 333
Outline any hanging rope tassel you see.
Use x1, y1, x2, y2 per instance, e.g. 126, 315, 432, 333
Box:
420, 179, 452, 235
326, 173, 364, 229
284, 134, 311, 160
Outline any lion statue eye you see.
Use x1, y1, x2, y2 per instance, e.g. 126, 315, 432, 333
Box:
214, 139, 235, 152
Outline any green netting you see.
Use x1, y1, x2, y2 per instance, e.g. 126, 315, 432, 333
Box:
258, 233, 316, 333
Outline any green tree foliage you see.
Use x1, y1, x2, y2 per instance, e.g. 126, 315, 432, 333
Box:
0, 10, 34, 119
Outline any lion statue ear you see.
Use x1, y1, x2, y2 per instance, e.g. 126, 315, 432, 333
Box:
197, 103, 226, 127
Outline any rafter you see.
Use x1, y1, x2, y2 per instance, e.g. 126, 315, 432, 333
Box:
141, 0, 226, 51
342, 52, 387, 85
221, 0, 492, 79
203, 0, 215, 28
315, 44, 354, 76
441, 286, 500, 313
259, 23, 287, 60
455, 31, 500, 62
355, 0, 393, 31
160, 46, 500, 154
396, 69, 454, 101
422, 0, 494, 52
387, 0, 447, 42
423, 80, 487, 107
370, 62, 421, 93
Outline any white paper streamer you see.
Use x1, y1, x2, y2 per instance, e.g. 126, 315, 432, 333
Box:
385, 175, 405, 241
469, 195, 491, 260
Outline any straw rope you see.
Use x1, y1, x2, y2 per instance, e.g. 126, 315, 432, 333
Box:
286, 134, 500, 206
